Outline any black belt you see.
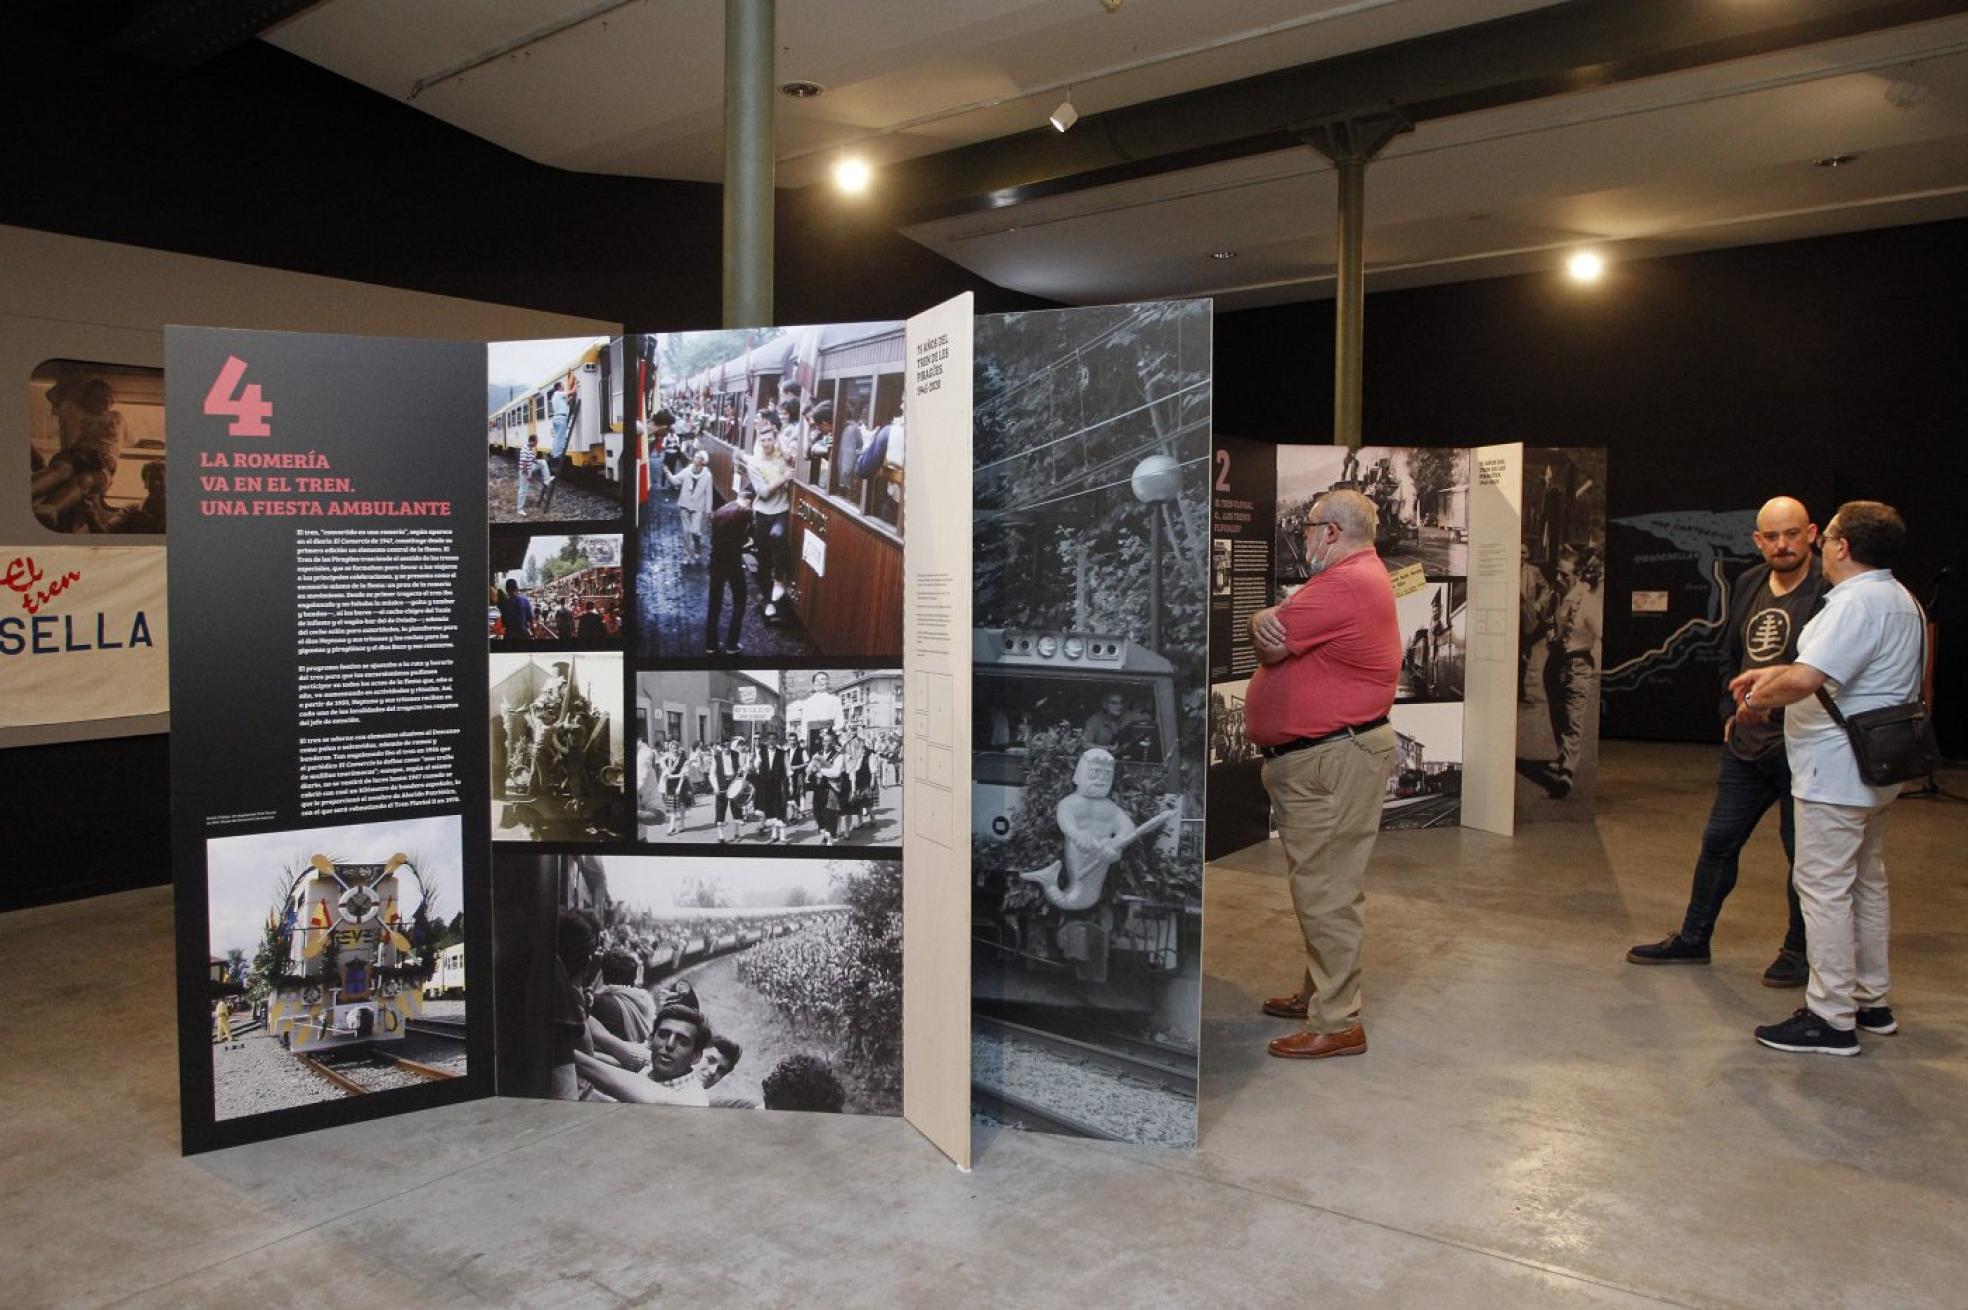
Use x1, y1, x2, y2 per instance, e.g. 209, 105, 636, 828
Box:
1259, 716, 1390, 758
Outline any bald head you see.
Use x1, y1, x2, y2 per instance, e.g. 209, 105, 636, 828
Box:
1752, 496, 1816, 578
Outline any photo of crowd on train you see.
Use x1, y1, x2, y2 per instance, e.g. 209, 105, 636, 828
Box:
1396, 580, 1467, 702
27, 360, 166, 534
1382, 703, 1465, 831
1517, 447, 1609, 810
634, 668, 903, 848
486, 337, 626, 525
543, 854, 902, 1115
1275, 445, 1468, 580
204, 815, 467, 1122
489, 652, 626, 842
628, 325, 906, 660
968, 302, 1210, 1146
489, 533, 622, 645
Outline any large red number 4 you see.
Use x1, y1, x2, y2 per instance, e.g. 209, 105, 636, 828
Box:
203, 355, 273, 437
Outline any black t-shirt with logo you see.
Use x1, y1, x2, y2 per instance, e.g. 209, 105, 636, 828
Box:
1729, 573, 1816, 760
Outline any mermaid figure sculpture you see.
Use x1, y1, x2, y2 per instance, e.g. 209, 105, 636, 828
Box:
1019, 747, 1177, 912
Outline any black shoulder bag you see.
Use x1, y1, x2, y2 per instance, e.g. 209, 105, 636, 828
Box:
1813, 587, 1940, 787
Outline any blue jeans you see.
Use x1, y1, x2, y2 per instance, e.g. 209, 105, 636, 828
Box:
1678, 747, 1807, 952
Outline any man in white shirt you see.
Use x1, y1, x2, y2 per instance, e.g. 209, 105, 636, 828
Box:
1729, 501, 1924, 1056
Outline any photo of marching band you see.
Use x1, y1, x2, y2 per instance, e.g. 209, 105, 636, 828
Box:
633, 668, 903, 848
204, 815, 467, 1122
486, 337, 627, 525
969, 301, 1210, 1146
541, 853, 902, 1115
489, 652, 627, 842
628, 324, 906, 660
28, 360, 166, 535
1275, 445, 1468, 580
489, 533, 623, 645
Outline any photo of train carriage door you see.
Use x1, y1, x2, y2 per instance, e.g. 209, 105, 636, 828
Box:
970, 300, 1211, 1148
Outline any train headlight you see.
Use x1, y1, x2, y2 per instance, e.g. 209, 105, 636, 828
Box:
1036, 635, 1058, 658
1062, 636, 1084, 659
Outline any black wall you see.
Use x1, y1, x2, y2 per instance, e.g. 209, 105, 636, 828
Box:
1216, 221, 1968, 754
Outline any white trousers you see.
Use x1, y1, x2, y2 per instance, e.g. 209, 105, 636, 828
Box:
1792, 797, 1893, 1031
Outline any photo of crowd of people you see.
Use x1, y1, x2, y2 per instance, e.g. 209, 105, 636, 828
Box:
631, 325, 906, 660
489, 533, 623, 645
1516, 448, 1609, 812
27, 360, 166, 535
490, 652, 627, 842
1275, 446, 1468, 580
633, 669, 903, 848
486, 337, 625, 525
546, 854, 901, 1115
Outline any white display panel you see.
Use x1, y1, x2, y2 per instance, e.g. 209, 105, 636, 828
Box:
1463, 443, 1524, 835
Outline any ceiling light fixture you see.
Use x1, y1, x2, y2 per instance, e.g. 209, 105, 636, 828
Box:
1566, 250, 1605, 284
1813, 153, 1857, 168
833, 155, 872, 195
1050, 88, 1079, 133
780, 80, 824, 99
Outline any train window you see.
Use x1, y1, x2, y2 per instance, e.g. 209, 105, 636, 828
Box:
871, 372, 904, 427
973, 673, 1168, 765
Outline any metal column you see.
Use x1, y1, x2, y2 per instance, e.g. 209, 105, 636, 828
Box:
723, 0, 775, 329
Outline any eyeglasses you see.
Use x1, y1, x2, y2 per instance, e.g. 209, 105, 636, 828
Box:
1302, 519, 1338, 535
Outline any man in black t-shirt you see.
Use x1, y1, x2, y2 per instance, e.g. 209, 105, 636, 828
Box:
1628, 497, 1828, 985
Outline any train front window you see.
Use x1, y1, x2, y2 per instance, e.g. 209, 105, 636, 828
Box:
974, 674, 1167, 765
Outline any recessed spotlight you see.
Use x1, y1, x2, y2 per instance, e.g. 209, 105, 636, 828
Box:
1814, 154, 1857, 168
1566, 250, 1605, 283
1209, 250, 1238, 260
779, 80, 824, 99
833, 156, 872, 194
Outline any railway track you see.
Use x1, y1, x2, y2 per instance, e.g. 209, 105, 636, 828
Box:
405, 1017, 468, 1042
970, 1082, 1122, 1141
298, 1048, 461, 1096
973, 1014, 1196, 1098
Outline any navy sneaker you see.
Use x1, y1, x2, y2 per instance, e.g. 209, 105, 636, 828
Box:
1856, 1006, 1899, 1035
1626, 934, 1711, 966
1754, 1008, 1859, 1056
1761, 948, 1808, 989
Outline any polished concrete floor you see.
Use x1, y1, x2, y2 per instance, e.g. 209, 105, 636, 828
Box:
4, 742, 1964, 1308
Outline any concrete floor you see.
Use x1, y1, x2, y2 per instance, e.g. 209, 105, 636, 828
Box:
4, 742, 1964, 1309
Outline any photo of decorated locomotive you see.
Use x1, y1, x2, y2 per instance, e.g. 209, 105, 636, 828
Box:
265, 852, 434, 1053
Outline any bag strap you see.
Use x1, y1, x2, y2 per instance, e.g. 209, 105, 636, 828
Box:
1812, 581, 1929, 724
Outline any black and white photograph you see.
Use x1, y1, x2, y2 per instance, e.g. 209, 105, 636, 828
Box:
28, 359, 166, 535
204, 815, 468, 1122
1384, 702, 1464, 831
490, 652, 627, 841
1517, 447, 1609, 816
631, 324, 906, 661
487, 337, 626, 525
969, 301, 1210, 1147
1396, 580, 1468, 702
1210, 537, 1233, 597
1275, 445, 1468, 580
490, 532, 623, 644
543, 853, 901, 1115
1208, 679, 1254, 767
633, 668, 903, 848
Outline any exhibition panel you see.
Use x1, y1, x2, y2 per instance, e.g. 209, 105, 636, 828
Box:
1516, 447, 1609, 821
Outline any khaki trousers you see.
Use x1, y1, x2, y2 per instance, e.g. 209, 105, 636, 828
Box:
1793, 797, 1894, 1031
1260, 724, 1396, 1033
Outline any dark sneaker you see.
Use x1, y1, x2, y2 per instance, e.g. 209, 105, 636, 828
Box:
1856, 1006, 1899, 1035
1761, 948, 1808, 989
1626, 934, 1711, 966
1754, 1008, 1859, 1056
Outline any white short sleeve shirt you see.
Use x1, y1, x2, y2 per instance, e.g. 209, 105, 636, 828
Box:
1784, 569, 1925, 807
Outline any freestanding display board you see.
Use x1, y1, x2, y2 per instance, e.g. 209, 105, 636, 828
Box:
168, 328, 493, 1153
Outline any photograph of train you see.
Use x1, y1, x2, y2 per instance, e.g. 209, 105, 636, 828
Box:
1395, 580, 1467, 703
629, 323, 905, 661
489, 532, 623, 645
542, 853, 902, 1115
489, 652, 627, 842
969, 301, 1210, 1147
204, 814, 467, 1122
27, 359, 166, 535
1383, 702, 1465, 831
633, 668, 903, 848
1275, 445, 1468, 580
486, 337, 627, 525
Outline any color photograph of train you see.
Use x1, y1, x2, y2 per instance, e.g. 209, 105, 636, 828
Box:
629, 323, 905, 660
204, 815, 468, 1122
486, 336, 627, 525
969, 301, 1211, 1147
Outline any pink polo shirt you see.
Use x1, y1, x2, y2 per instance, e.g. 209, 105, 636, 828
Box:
1243, 549, 1401, 747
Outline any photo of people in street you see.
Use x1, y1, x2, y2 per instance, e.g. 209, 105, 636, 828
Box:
27, 360, 166, 535
486, 337, 626, 525
1516, 447, 1608, 815
633, 668, 903, 848
542, 853, 901, 1115
629, 325, 905, 661
489, 533, 623, 645
1275, 445, 1468, 579
489, 652, 626, 841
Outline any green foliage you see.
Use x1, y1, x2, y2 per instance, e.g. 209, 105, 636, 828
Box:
1408, 448, 1464, 521
661, 328, 784, 386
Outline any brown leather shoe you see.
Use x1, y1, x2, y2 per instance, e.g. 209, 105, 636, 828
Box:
1261, 994, 1308, 1020
1269, 1025, 1366, 1059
